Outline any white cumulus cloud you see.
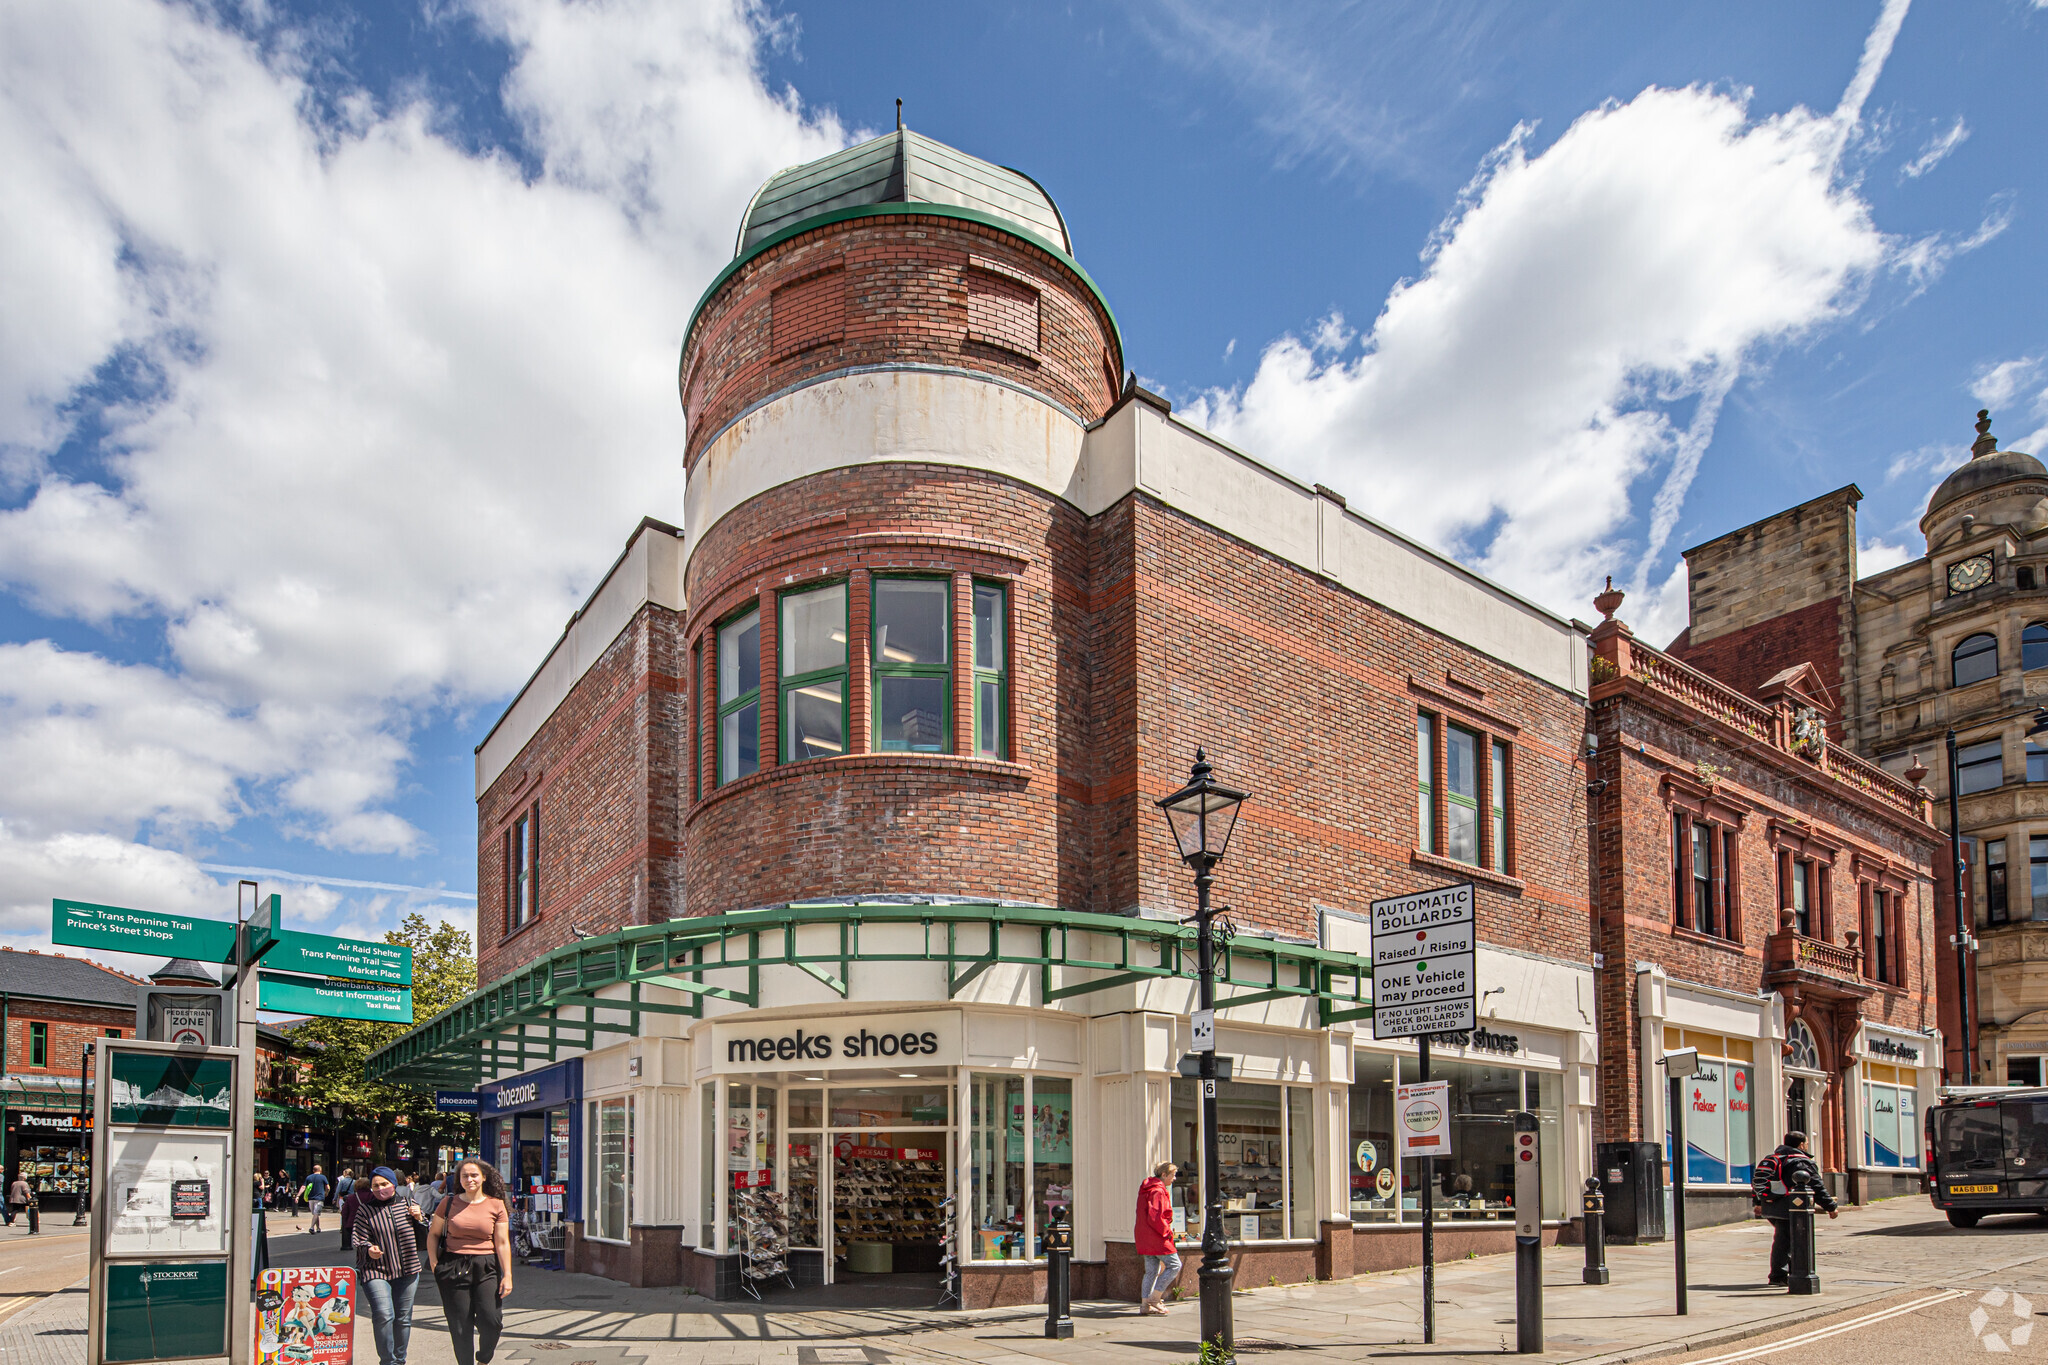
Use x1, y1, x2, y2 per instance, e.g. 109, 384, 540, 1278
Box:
1183, 83, 1889, 623
0, 0, 845, 911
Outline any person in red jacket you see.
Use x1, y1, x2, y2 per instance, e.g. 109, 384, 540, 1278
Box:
1135, 1161, 1181, 1314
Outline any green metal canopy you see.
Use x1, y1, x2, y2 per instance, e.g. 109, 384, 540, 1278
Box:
367, 901, 1373, 1091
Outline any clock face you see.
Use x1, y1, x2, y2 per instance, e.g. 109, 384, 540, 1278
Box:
1949, 555, 1994, 594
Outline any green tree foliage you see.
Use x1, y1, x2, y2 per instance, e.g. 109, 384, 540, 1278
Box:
285, 913, 476, 1157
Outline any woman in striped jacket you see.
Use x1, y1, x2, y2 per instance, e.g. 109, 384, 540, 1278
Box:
352, 1167, 428, 1365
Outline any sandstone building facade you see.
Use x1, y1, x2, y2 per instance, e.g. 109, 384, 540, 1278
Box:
1670, 413, 2048, 1091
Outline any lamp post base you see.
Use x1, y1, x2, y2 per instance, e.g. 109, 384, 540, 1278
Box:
1198, 1261, 1235, 1353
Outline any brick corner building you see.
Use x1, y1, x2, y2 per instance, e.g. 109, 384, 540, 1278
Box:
382, 125, 1598, 1303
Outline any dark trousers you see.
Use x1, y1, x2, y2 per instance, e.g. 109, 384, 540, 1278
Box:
434, 1253, 503, 1365
1767, 1216, 1792, 1280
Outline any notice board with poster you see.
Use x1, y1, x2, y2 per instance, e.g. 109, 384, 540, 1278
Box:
105, 1129, 230, 1256
256, 1266, 357, 1365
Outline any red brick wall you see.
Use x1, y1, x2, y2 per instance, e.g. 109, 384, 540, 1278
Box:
1588, 664, 1940, 1152
476, 603, 688, 984
3, 998, 133, 1074
680, 214, 1121, 465
672, 459, 1591, 946
1667, 596, 1847, 724
1122, 497, 1590, 943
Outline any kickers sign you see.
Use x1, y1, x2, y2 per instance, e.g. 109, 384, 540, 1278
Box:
256, 1266, 356, 1365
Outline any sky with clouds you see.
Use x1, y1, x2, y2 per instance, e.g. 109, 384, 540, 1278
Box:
2, 0, 2045, 971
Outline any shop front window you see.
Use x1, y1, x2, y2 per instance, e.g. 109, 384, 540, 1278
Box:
1348, 1052, 1398, 1221
1663, 1028, 1757, 1185
699, 1086, 717, 1249
970, 1074, 1025, 1260
1347, 1051, 1567, 1223
591, 1096, 632, 1242
1171, 1078, 1316, 1240
788, 1089, 821, 1249
1031, 1078, 1074, 1254
829, 1086, 948, 1127
725, 1082, 776, 1233
1171, 1078, 1201, 1242
1863, 1064, 1918, 1168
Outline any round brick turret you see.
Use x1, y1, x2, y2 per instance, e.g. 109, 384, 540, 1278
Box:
677, 132, 1124, 915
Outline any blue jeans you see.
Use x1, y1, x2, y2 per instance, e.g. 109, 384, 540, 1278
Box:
362, 1273, 419, 1365
1141, 1251, 1182, 1301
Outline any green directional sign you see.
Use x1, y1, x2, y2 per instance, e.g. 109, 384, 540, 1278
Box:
53, 899, 237, 961
262, 928, 411, 986
258, 971, 414, 1023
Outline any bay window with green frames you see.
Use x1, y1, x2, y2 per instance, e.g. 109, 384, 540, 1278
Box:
717, 607, 760, 786
873, 577, 950, 751
972, 581, 1006, 759
780, 582, 847, 762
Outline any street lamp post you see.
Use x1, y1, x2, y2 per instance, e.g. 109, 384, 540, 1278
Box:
1157, 748, 1249, 1356
74, 1042, 94, 1225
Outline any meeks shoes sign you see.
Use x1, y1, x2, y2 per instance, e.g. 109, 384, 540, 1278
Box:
712, 1010, 961, 1073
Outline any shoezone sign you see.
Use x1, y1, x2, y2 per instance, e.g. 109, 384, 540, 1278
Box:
1369, 883, 1477, 1039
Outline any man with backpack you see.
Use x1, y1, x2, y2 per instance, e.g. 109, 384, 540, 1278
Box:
1750, 1130, 1838, 1286
336, 1169, 358, 1251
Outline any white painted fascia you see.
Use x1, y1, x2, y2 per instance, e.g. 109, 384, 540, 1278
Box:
475, 520, 686, 795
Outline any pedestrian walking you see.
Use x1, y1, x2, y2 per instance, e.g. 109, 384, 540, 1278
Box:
1134, 1161, 1181, 1315
428, 1159, 513, 1365
340, 1182, 363, 1254
1751, 1129, 1838, 1286
304, 1165, 330, 1234
408, 1170, 438, 1262
8, 1177, 33, 1234
354, 1168, 427, 1365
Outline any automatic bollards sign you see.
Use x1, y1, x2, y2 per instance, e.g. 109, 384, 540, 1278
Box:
1370, 883, 1477, 1039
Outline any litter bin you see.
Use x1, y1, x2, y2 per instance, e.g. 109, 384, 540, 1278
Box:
1596, 1141, 1666, 1244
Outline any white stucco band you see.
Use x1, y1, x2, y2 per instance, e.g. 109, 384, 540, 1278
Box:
683, 367, 1589, 700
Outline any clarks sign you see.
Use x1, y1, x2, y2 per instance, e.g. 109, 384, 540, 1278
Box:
711, 1011, 961, 1074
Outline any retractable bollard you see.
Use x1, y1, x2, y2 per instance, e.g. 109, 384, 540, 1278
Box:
1513, 1112, 1543, 1354
1786, 1176, 1819, 1296
1581, 1177, 1609, 1285
1045, 1213, 1075, 1339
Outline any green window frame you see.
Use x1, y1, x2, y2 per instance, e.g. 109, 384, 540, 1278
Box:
872, 576, 951, 752
717, 607, 761, 786
691, 641, 704, 801
1416, 713, 1437, 854
29, 1022, 47, 1068
780, 582, 848, 762
1490, 739, 1510, 873
972, 581, 1006, 759
1445, 724, 1480, 864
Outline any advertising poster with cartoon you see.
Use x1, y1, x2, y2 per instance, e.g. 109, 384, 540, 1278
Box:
256, 1266, 355, 1365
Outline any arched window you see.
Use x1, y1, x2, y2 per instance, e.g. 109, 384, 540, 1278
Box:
2025, 622, 2048, 671
1786, 1019, 1822, 1072
1954, 632, 2000, 687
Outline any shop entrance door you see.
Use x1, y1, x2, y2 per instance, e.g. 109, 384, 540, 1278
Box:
830, 1133, 947, 1278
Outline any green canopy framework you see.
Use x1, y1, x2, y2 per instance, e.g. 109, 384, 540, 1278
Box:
367, 901, 1374, 1091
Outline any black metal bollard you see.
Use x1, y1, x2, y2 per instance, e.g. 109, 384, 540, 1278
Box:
1044, 1213, 1074, 1339
1786, 1176, 1819, 1296
1582, 1177, 1610, 1285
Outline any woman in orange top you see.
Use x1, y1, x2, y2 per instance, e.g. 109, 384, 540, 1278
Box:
427, 1159, 513, 1365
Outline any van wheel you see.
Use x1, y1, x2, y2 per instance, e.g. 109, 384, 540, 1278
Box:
1949, 1211, 1983, 1228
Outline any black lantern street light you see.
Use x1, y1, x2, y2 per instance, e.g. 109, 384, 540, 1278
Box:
1156, 748, 1248, 1356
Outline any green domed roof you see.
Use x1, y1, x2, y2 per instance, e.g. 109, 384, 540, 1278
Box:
737, 127, 1072, 257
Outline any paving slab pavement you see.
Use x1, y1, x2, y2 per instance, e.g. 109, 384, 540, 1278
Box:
10, 1196, 2048, 1364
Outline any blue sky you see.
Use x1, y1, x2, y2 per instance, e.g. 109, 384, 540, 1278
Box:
2, 0, 2044, 963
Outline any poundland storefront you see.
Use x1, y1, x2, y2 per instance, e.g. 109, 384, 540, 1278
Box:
371, 901, 1596, 1305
